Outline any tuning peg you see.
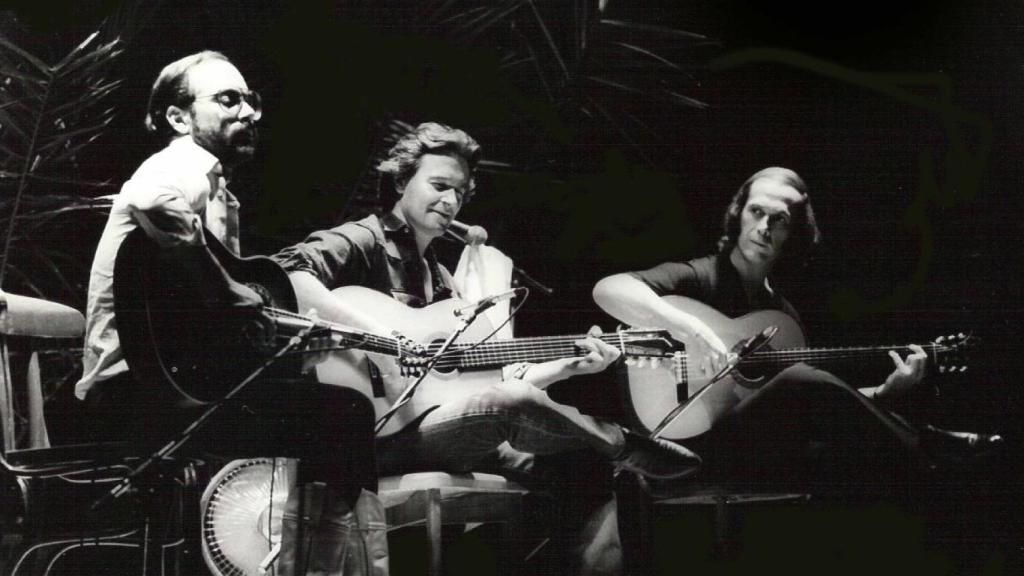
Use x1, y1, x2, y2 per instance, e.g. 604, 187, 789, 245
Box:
625, 357, 637, 367
936, 335, 946, 344
939, 365, 947, 373
959, 366, 968, 373
650, 357, 660, 369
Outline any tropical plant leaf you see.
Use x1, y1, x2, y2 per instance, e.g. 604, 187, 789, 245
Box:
610, 41, 685, 72
0, 28, 122, 288
0, 35, 50, 74
599, 18, 715, 43
0, 66, 46, 85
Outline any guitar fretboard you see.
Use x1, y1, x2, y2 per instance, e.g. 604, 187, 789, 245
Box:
427, 332, 663, 371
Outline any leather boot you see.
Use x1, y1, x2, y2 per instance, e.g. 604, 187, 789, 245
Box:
278, 483, 389, 576
277, 477, 329, 576
344, 489, 390, 576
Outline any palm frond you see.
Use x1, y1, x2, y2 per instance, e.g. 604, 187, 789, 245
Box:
0, 29, 122, 287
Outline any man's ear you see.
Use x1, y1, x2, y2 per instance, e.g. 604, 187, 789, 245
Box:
165, 105, 192, 136
393, 179, 407, 200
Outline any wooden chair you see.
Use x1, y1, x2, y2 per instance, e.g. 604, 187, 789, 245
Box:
200, 462, 529, 576
0, 291, 202, 576
379, 471, 529, 576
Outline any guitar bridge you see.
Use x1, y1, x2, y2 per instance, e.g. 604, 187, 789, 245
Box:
366, 359, 386, 398
673, 352, 687, 402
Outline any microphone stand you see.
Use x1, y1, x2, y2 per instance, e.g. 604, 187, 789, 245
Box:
92, 326, 318, 511
649, 325, 779, 440
442, 230, 554, 296
611, 326, 778, 481
373, 306, 487, 435
512, 266, 553, 296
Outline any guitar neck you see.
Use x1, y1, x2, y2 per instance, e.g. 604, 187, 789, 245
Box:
266, 307, 402, 356
430, 332, 648, 371
743, 342, 942, 370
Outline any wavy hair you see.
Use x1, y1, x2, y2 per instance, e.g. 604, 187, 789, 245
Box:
377, 122, 482, 202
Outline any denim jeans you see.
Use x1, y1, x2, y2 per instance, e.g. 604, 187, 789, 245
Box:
376, 378, 626, 475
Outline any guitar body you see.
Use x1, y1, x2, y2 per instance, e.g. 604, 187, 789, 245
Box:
113, 228, 301, 408
310, 286, 505, 437
624, 296, 806, 440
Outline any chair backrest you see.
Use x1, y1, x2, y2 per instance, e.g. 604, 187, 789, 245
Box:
0, 291, 85, 455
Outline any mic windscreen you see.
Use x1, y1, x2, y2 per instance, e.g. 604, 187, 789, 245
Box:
464, 225, 488, 245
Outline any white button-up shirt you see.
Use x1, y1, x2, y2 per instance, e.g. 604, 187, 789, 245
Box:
75, 137, 240, 399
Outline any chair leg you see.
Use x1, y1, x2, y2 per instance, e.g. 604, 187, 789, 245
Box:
615, 471, 653, 576
504, 493, 525, 576
426, 488, 442, 576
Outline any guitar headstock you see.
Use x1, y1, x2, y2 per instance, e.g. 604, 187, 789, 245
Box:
932, 332, 974, 374
392, 330, 429, 377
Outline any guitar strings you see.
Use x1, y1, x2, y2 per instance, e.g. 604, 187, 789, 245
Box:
265, 305, 958, 374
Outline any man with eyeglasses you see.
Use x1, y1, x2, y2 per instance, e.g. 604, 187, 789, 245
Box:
77, 51, 386, 576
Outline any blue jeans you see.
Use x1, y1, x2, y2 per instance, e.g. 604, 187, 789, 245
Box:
376, 379, 626, 475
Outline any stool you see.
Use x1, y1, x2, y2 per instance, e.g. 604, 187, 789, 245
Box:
617, 472, 810, 574
379, 472, 528, 576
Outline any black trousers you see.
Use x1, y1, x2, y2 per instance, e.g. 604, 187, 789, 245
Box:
84, 371, 378, 505
686, 362, 921, 500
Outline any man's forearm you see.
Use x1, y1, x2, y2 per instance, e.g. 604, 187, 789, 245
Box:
593, 273, 715, 338
288, 271, 391, 335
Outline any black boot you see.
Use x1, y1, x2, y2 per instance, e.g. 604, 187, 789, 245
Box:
919, 424, 1004, 465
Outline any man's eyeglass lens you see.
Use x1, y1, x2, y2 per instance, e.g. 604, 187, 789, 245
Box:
197, 90, 262, 119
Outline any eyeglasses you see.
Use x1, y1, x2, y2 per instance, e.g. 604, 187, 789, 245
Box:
193, 89, 262, 120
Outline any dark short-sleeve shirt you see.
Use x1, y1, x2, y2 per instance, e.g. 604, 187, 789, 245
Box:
272, 212, 454, 308
630, 254, 801, 324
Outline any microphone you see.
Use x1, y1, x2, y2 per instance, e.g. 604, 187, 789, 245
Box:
737, 325, 778, 357
446, 220, 488, 245
706, 324, 779, 384
454, 287, 525, 318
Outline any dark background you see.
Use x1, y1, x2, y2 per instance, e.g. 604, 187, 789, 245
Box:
4, 0, 1022, 572
15, 0, 1016, 427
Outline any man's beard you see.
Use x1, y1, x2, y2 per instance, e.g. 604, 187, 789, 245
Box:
199, 125, 258, 167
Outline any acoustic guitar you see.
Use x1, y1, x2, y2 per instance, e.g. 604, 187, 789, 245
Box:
621, 295, 971, 440
312, 285, 677, 436
113, 227, 419, 408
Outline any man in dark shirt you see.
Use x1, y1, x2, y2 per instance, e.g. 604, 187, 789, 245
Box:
274, 122, 702, 573
593, 166, 997, 497
274, 122, 699, 480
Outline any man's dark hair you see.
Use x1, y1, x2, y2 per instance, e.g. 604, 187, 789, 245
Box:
144, 50, 231, 141
717, 166, 822, 263
376, 122, 482, 202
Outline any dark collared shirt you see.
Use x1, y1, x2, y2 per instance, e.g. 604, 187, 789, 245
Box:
273, 212, 454, 308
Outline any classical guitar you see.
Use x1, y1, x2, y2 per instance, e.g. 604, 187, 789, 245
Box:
621, 295, 972, 441
113, 227, 418, 408
310, 285, 677, 436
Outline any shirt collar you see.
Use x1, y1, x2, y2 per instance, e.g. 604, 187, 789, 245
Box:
169, 136, 223, 180
379, 211, 444, 269
380, 211, 411, 235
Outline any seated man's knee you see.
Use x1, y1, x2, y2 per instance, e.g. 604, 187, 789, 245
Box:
473, 380, 545, 413
770, 363, 848, 392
